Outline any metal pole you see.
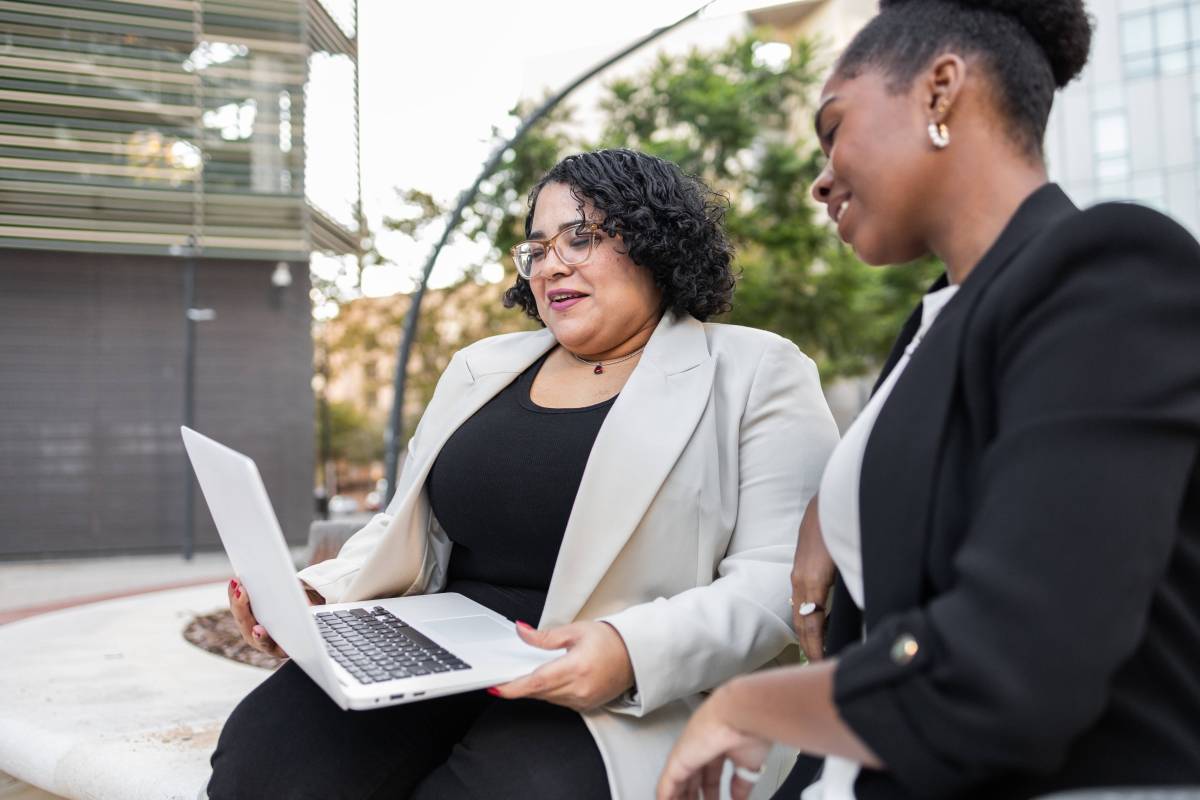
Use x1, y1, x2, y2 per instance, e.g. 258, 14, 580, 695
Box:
383, 2, 715, 502
182, 0, 203, 559
182, 237, 197, 560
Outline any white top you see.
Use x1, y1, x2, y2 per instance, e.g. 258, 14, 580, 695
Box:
803, 284, 960, 800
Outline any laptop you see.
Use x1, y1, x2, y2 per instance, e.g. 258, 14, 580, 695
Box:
181, 426, 562, 710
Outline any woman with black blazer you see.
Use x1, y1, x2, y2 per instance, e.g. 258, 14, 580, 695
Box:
658, 1, 1200, 798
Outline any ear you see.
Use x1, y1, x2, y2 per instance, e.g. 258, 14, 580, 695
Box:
918, 53, 967, 123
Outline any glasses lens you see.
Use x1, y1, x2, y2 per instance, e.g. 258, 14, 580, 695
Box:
513, 242, 543, 278
557, 225, 595, 266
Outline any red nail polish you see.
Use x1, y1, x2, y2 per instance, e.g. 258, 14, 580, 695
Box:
515, 620, 532, 630
235, 587, 242, 599
229, 579, 237, 590
486, 687, 501, 697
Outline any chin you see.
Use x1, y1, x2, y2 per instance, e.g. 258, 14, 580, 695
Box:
853, 232, 925, 267
544, 319, 592, 350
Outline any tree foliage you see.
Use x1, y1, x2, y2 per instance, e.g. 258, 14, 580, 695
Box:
316, 398, 384, 465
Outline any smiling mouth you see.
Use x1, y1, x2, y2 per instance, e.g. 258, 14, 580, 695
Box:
547, 290, 588, 305
831, 197, 851, 224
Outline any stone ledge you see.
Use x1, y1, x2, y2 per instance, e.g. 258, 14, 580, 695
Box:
0, 584, 270, 800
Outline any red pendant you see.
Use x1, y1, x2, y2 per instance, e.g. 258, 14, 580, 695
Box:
594, 364, 604, 375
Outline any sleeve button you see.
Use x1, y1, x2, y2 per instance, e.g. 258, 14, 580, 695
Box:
890, 633, 919, 665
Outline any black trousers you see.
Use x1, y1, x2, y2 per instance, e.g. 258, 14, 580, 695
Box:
208, 661, 611, 800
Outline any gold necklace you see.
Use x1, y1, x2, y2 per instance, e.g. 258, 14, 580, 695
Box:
569, 345, 646, 375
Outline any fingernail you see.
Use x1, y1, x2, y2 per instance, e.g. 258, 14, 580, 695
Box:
486, 687, 501, 697
252, 627, 263, 638
235, 586, 242, 599
229, 579, 236, 590
515, 620, 533, 631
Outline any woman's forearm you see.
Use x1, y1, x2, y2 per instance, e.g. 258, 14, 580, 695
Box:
715, 660, 883, 768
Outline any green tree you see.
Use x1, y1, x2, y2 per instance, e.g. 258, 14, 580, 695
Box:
316, 399, 384, 465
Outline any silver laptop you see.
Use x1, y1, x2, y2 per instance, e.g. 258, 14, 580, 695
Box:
181, 426, 561, 710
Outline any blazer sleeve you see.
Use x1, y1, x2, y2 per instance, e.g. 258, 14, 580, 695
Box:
601, 336, 840, 716
833, 207, 1200, 795
296, 351, 462, 603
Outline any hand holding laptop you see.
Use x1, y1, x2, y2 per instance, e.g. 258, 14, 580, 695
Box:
488, 619, 635, 711
229, 577, 321, 660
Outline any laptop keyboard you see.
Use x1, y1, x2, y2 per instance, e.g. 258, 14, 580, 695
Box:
315, 606, 472, 684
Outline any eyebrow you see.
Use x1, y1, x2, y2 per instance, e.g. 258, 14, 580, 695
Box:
813, 95, 838, 138
527, 218, 586, 240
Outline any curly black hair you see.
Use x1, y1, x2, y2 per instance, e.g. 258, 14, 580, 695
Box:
836, 0, 1093, 157
502, 149, 735, 323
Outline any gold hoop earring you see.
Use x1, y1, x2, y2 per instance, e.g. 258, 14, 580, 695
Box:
928, 121, 950, 149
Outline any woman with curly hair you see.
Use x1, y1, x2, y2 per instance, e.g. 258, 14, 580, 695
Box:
209, 148, 840, 799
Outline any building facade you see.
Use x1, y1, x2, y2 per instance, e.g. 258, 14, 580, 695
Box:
1045, 0, 1200, 233
0, 0, 360, 557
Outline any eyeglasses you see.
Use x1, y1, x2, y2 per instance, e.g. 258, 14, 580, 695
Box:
510, 222, 603, 280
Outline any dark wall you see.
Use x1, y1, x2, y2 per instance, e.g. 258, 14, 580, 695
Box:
0, 248, 314, 558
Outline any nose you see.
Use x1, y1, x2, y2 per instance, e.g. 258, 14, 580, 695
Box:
536, 245, 574, 281
811, 160, 834, 205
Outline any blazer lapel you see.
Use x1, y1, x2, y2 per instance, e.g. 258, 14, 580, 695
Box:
409, 328, 558, 486
541, 312, 715, 626
857, 184, 1078, 626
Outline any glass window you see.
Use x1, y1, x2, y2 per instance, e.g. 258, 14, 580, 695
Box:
1092, 84, 1126, 112
1094, 112, 1130, 157
1156, 6, 1189, 49
1097, 156, 1132, 179
1121, 5, 1198, 77
1125, 53, 1158, 78
1161, 49, 1191, 73
305, 52, 360, 230
316, 0, 357, 38
1096, 178, 1133, 201
1122, 12, 1155, 55
1131, 173, 1166, 207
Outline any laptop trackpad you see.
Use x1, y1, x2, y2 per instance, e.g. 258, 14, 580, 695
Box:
424, 615, 514, 644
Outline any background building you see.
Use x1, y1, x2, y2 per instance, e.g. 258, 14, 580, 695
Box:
1045, 0, 1200, 232
0, 0, 361, 557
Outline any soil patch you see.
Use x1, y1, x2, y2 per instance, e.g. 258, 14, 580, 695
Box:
183, 609, 284, 670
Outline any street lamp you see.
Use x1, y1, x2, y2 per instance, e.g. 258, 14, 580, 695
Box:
271, 260, 293, 308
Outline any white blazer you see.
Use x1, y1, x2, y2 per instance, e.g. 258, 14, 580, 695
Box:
298, 311, 839, 799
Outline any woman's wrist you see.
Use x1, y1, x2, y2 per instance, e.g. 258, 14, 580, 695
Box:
600, 621, 637, 695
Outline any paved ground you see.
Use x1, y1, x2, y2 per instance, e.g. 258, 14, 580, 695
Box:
0, 549, 305, 625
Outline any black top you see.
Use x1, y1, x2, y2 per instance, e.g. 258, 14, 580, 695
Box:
426, 351, 616, 625
780, 184, 1200, 799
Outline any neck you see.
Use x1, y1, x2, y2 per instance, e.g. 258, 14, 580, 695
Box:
925, 151, 1048, 285
569, 312, 661, 363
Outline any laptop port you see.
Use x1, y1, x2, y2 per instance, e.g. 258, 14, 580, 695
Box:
389, 694, 405, 700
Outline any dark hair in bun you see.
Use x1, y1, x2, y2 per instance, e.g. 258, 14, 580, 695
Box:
836, 0, 1093, 156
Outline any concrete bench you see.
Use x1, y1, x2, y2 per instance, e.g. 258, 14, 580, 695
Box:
2, 531, 1193, 799
0, 583, 265, 800
0, 519, 367, 800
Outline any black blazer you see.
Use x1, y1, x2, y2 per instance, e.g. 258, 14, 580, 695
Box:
782, 184, 1200, 799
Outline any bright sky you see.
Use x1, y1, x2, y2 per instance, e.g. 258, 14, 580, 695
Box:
335, 0, 771, 300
